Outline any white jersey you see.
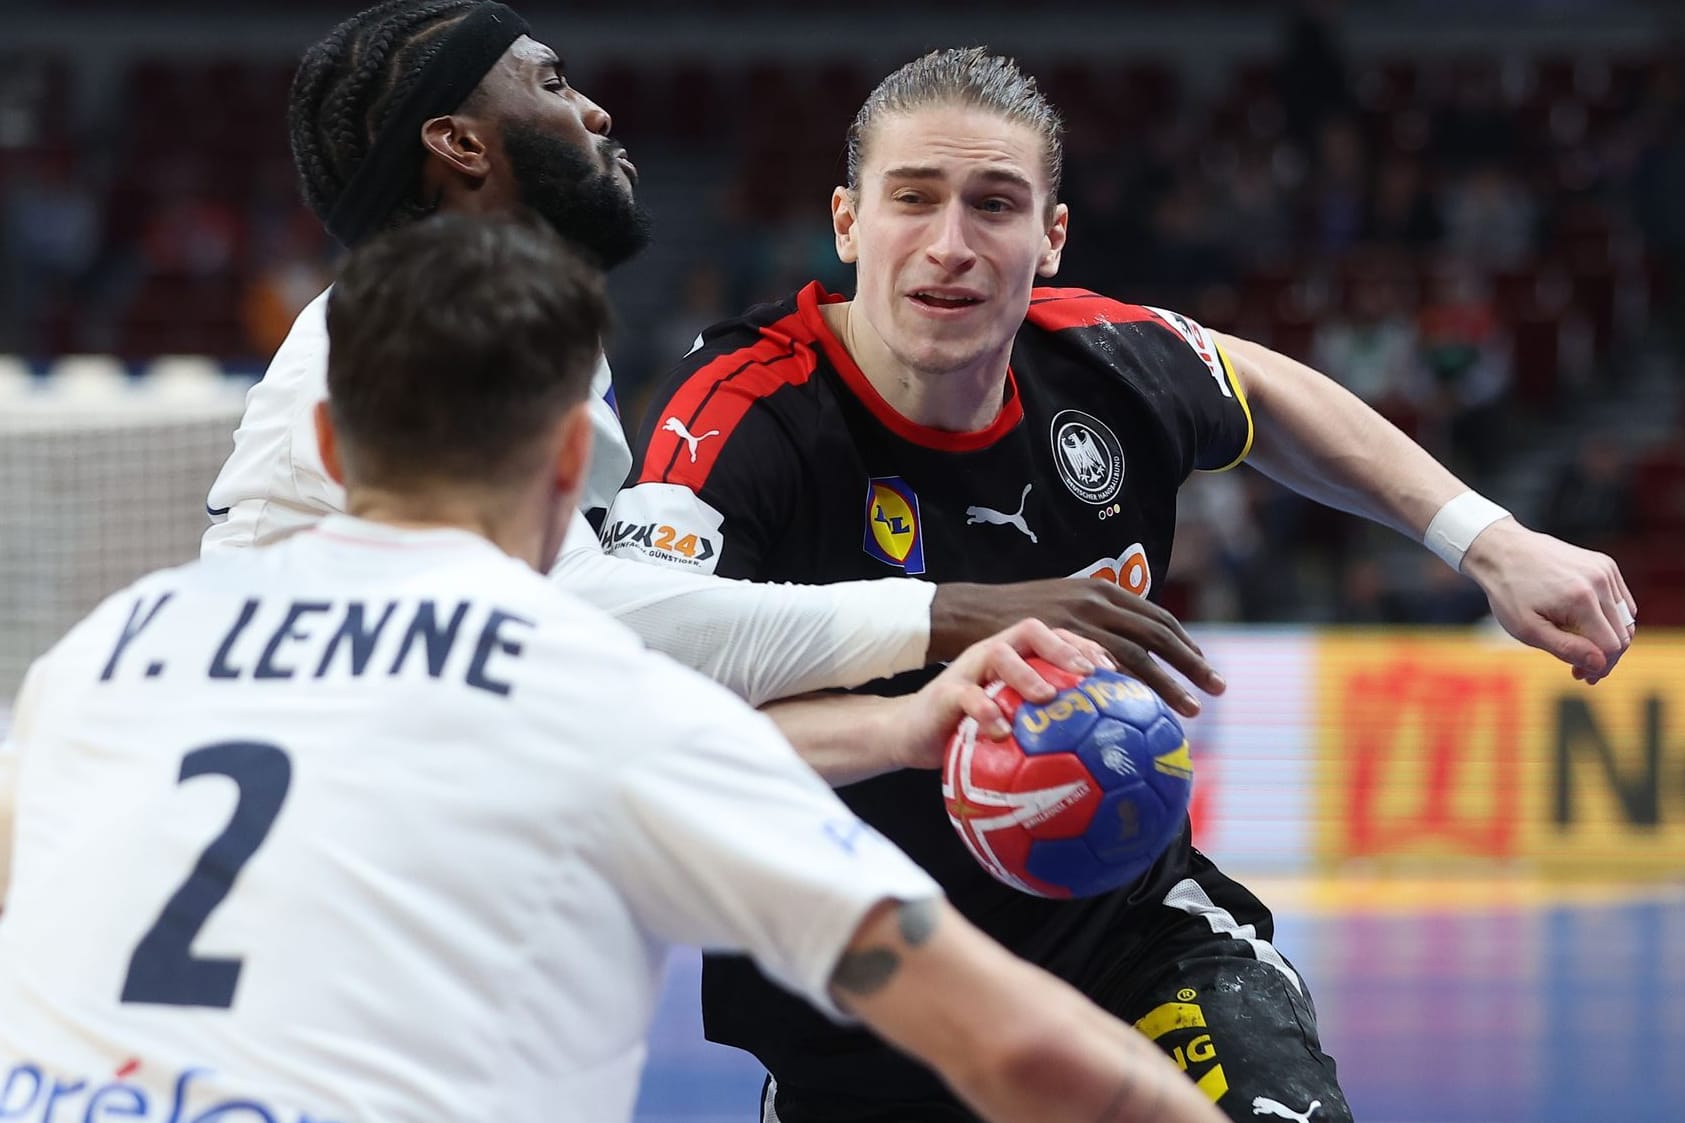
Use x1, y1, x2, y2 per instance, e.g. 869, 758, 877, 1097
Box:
0, 516, 938, 1123
203, 289, 632, 547
200, 291, 933, 707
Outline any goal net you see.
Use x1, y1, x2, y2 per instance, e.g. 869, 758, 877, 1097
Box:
0, 366, 250, 709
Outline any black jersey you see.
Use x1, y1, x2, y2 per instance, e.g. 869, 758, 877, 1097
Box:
606, 281, 1254, 1104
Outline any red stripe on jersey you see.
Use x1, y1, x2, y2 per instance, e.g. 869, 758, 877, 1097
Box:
1026, 288, 1158, 333
798, 282, 1025, 452
638, 308, 816, 491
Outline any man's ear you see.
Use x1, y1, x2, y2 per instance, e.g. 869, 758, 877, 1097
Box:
313, 399, 345, 486
1038, 202, 1069, 278
832, 186, 860, 265
552, 398, 594, 499
419, 113, 493, 182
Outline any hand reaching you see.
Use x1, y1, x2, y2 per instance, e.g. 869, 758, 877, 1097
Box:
891, 618, 1113, 771
929, 579, 1222, 718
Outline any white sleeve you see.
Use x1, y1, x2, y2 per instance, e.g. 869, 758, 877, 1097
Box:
549, 507, 934, 707
202, 291, 344, 554
601, 667, 940, 1019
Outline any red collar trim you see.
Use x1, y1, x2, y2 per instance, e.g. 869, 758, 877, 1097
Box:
794, 281, 1024, 453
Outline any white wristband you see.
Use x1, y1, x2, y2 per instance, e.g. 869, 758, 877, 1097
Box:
1423, 491, 1510, 573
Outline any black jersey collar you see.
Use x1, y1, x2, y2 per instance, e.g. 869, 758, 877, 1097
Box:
795, 281, 1024, 453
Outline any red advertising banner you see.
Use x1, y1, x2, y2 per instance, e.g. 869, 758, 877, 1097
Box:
1316, 631, 1685, 877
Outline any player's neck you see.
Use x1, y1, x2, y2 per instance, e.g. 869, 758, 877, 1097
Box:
343, 485, 552, 571
823, 302, 1010, 433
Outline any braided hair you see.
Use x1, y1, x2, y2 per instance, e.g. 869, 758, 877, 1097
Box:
288, 0, 488, 236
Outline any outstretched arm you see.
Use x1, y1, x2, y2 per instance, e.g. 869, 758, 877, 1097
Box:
929, 579, 1222, 716
1218, 332, 1637, 682
602, 655, 1220, 1123
553, 510, 933, 707
589, 486, 1224, 713
834, 898, 1226, 1123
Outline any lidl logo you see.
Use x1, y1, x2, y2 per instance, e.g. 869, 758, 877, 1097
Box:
863, 476, 925, 574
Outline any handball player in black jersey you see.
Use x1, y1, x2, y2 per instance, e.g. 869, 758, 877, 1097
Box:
607, 48, 1638, 1123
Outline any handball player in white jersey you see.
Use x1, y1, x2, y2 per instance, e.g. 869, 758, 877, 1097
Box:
203, 0, 1225, 715
0, 215, 1225, 1123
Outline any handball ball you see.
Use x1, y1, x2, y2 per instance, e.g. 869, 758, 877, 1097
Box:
942, 659, 1193, 899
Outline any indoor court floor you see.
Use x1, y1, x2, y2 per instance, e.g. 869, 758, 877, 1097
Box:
633, 877, 1685, 1123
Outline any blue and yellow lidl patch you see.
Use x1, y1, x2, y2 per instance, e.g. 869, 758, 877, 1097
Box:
863, 476, 925, 574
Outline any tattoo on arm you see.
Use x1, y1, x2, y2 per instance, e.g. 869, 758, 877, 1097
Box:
831, 947, 901, 996
897, 896, 937, 946
831, 898, 940, 998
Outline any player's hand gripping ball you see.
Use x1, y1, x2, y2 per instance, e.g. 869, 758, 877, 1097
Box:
942, 659, 1193, 899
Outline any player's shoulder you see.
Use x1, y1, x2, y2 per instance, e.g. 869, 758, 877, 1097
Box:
1025, 288, 1230, 387
653, 282, 836, 416
210, 286, 331, 469
673, 284, 822, 372
1026, 287, 1165, 334
514, 590, 765, 757
261, 286, 333, 386
634, 284, 838, 493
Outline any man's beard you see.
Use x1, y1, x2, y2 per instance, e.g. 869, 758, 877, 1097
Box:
503, 120, 653, 270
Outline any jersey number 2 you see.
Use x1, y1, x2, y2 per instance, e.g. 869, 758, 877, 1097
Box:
120, 741, 292, 1008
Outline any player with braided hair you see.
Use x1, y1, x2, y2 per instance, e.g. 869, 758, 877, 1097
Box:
288, 0, 483, 234
283, 0, 650, 264
205, 1, 1229, 721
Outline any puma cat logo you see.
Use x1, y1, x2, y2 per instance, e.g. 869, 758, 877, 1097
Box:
966, 483, 1037, 543
1252, 1097, 1321, 1123
662, 416, 720, 463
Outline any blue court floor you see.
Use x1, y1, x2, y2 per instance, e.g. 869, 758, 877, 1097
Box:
632, 878, 1685, 1123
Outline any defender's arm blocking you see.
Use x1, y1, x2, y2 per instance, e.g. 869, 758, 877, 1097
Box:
832, 897, 1227, 1123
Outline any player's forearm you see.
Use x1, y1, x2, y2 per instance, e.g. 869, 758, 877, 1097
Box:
760, 693, 910, 786
838, 901, 1223, 1123
1216, 332, 1472, 542
554, 537, 934, 706
940, 951, 1222, 1123
958, 1008, 1225, 1123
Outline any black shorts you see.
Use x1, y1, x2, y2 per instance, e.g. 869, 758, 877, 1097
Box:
761, 863, 1353, 1123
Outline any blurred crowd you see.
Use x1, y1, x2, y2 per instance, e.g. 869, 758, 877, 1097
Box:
2, 4, 1682, 624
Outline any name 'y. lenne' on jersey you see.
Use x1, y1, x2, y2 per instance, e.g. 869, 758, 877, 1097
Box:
96, 591, 533, 697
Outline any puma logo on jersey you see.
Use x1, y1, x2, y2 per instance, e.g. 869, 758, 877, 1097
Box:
662, 416, 720, 463
1252, 1097, 1321, 1123
966, 484, 1037, 543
